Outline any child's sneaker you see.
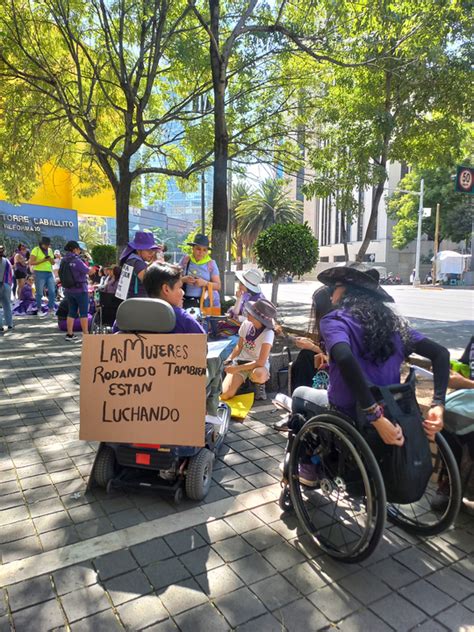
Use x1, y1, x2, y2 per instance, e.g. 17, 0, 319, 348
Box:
254, 383, 267, 401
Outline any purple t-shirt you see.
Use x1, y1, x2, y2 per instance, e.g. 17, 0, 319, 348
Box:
172, 307, 205, 334
62, 253, 89, 293
320, 310, 425, 416
124, 254, 148, 298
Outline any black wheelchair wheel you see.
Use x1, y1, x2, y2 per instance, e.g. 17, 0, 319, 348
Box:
186, 449, 215, 500
288, 414, 386, 563
387, 433, 461, 535
94, 445, 117, 488
89, 310, 102, 334
279, 485, 293, 512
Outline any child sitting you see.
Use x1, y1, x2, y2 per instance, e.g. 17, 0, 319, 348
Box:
221, 298, 277, 401
143, 262, 206, 334
14, 275, 37, 314
217, 269, 264, 337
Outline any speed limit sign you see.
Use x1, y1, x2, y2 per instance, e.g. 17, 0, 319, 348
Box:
455, 165, 474, 194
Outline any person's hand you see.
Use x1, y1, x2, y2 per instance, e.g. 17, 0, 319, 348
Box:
182, 275, 195, 285
423, 405, 444, 440
314, 353, 328, 369
296, 337, 320, 352
195, 277, 208, 288
224, 364, 240, 374
372, 416, 405, 446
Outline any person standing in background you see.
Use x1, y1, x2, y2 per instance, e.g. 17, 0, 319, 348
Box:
29, 236, 56, 315
13, 244, 29, 298
0, 245, 14, 334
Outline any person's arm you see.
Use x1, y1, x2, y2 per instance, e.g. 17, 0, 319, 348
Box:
330, 342, 404, 446
412, 337, 450, 439
29, 248, 50, 267
224, 337, 244, 364
195, 273, 221, 291
296, 337, 322, 354
449, 372, 474, 390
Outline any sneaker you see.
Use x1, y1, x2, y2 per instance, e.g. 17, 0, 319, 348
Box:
298, 463, 319, 487
273, 416, 290, 432
65, 334, 79, 343
254, 383, 267, 401
48, 310, 56, 318
7, 325, 14, 330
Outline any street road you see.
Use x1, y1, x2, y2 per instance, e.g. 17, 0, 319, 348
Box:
263, 282, 473, 356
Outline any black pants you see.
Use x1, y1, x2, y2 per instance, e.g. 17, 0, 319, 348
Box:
291, 349, 316, 393
183, 296, 200, 310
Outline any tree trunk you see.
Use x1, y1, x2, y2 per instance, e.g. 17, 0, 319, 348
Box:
341, 210, 349, 261
271, 278, 279, 305
209, 0, 229, 299
115, 169, 132, 260
356, 178, 385, 262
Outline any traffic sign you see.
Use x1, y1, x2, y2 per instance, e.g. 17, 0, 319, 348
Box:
455, 165, 474, 194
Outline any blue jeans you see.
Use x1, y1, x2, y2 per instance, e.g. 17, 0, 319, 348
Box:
34, 271, 56, 310
0, 283, 13, 328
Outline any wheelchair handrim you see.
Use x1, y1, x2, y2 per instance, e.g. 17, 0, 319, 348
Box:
289, 419, 383, 560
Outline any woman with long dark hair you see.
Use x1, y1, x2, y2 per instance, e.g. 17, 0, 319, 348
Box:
291, 263, 450, 485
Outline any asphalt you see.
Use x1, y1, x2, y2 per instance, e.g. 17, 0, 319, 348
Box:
0, 313, 473, 632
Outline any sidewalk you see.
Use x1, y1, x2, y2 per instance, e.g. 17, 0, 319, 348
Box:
0, 317, 473, 631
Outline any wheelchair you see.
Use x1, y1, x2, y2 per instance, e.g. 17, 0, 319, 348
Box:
88, 298, 231, 503
89, 291, 122, 334
278, 384, 462, 563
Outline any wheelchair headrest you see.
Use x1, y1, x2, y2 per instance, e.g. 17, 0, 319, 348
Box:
116, 298, 176, 333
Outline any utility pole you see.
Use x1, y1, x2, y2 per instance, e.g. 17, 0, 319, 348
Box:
414, 178, 424, 286
433, 203, 440, 283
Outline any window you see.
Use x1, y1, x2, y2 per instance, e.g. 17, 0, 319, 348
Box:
334, 255, 346, 262
320, 256, 329, 262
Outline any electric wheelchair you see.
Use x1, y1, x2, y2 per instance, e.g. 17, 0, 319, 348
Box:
88, 298, 231, 503
278, 374, 462, 563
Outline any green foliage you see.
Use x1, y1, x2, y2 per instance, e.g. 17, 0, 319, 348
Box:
235, 178, 303, 249
91, 244, 117, 267
254, 222, 319, 278
78, 217, 106, 251
387, 162, 473, 249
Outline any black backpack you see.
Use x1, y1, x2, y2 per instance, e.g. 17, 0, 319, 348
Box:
362, 370, 433, 504
58, 258, 77, 289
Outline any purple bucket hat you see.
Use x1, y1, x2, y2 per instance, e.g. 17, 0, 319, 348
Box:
120, 231, 162, 264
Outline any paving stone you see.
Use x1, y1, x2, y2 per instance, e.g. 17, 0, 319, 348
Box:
0, 491, 23, 511
435, 603, 474, 630
0, 479, 21, 496
7, 576, 55, 612
399, 578, 455, 616
195, 520, 236, 544
371, 557, 419, 589
144, 620, 178, 632
0, 504, 30, 527
0, 519, 36, 544
53, 563, 98, 595
104, 569, 152, 606
221, 477, 255, 495
195, 565, 243, 597
245, 472, 277, 488
250, 574, 301, 611
174, 602, 229, 632
394, 546, 443, 577
420, 537, 468, 564
229, 440, 254, 453
282, 561, 329, 595
308, 584, 360, 622
337, 609, 393, 632
213, 466, 241, 484
130, 537, 174, 567
235, 613, 282, 632
224, 510, 264, 534
94, 550, 138, 581
370, 593, 427, 631
1, 535, 43, 563
440, 528, 474, 554
67, 502, 106, 524
202, 485, 231, 503
70, 609, 123, 631
164, 529, 207, 556
451, 556, 474, 582
215, 586, 267, 627
33, 511, 73, 534
75, 517, 114, 539
261, 541, 306, 571
242, 525, 284, 551
28, 497, 65, 518
274, 597, 329, 632
144, 558, 190, 590
0, 616, 9, 632
11, 598, 65, 632
220, 452, 248, 466
179, 546, 225, 576
19, 474, 52, 490
212, 535, 255, 562
251, 503, 282, 524
426, 567, 474, 601
40, 525, 81, 551
109, 508, 145, 530
61, 583, 110, 623
230, 552, 277, 585
463, 594, 474, 612
159, 578, 208, 615
231, 462, 263, 477
339, 568, 391, 605
117, 594, 169, 630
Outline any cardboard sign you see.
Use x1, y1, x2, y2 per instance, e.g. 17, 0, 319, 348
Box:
115, 263, 133, 300
80, 333, 207, 446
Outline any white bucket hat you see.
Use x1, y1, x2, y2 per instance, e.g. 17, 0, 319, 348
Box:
235, 269, 262, 293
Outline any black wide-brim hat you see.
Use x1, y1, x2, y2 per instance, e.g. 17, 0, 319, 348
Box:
187, 234, 211, 249
317, 263, 394, 302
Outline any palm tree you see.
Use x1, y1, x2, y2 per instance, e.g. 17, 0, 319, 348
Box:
235, 178, 304, 251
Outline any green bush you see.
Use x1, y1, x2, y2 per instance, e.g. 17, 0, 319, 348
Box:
254, 222, 319, 304
91, 244, 117, 266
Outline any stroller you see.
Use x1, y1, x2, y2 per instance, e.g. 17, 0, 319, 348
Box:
87, 298, 231, 503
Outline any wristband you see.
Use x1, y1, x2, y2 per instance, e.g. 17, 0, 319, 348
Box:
365, 404, 384, 423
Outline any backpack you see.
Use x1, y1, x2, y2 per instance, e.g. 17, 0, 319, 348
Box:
362, 370, 433, 504
59, 258, 77, 289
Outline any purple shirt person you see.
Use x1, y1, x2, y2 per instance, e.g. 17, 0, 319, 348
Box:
119, 231, 163, 298
61, 241, 91, 341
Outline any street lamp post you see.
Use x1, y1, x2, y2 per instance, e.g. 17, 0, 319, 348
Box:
395, 178, 424, 285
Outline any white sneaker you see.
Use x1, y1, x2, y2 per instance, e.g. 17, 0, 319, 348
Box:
272, 393, 292, 412
65, 334, 80, 343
